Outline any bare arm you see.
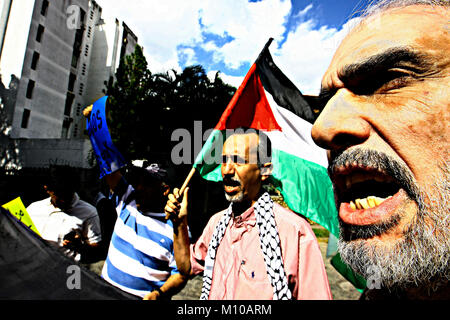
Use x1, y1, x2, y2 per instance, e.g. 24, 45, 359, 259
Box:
143, 273, 188, 300
165, 188, 193, 277
104, 170, 122, 194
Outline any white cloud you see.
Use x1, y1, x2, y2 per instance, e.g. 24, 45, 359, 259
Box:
293, 3, 313, 19
207, 70, 243, 89
96, 0, 205, 73
95, 0, 359, 94
199, 0, 291, 70
179, 47, 197, 66
215, 15, 360, 95
273, 17, 360, 95
96, 0, 292, 72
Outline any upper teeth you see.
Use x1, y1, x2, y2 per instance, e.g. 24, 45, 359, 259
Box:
350, 196, 392, 210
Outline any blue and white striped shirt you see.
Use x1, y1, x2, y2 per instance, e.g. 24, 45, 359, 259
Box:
101, 178, 179, 298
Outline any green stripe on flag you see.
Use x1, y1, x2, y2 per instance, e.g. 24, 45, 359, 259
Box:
193, 129, 223, 181
331, 253, 367, 292
271, 149, 339, 238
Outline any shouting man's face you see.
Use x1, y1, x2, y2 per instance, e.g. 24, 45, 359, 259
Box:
311, 5, 449, 291
221, 132, 271, 206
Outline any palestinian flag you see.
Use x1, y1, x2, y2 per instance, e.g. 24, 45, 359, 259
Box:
193, 38, 339, 238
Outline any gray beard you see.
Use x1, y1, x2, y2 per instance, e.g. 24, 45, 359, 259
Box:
224, 190, 245, 203
338, 162, 450, 292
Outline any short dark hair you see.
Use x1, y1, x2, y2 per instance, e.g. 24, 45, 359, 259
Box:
132, 164, 168, 187
45, 166, 79, 198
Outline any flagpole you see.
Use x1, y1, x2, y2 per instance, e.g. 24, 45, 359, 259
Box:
256, 37, 274, 63
179, 167, 196, 195
165, 167, 196, 220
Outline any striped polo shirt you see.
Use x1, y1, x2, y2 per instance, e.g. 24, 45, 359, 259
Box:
101, 178, 179, 298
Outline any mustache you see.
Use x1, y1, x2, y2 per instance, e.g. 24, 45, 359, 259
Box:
223, 176, 242, 187
328, 148, 420, 203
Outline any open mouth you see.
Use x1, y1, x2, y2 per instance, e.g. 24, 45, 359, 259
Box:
333, 168, 405, 225
223, 178, 242, 194
336, 170, 400, 208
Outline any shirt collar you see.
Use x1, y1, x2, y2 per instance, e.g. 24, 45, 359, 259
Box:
232, 206, 256, 228
69, 193, 79, 208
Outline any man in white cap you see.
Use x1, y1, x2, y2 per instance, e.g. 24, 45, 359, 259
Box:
83, 107, 187, 300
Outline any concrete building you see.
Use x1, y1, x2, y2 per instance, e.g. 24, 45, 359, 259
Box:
0, 0, 138, 168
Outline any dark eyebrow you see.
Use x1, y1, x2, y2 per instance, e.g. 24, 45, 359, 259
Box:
317, 46, 433, 103
338, 46, 431, 83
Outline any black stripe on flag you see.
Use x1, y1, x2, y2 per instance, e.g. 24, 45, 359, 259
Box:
255, 38, 317, 124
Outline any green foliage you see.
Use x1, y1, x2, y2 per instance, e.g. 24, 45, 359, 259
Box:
313, 227, 330, 239
105, 45, 236, 163
0, 75, 20, 171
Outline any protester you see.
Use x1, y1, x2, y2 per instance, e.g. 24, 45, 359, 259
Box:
83, 106, 187, 300
27, 166, 102, 263
165, 129, 332, 300
92, 191, 117, 259
311, 0, 449, 299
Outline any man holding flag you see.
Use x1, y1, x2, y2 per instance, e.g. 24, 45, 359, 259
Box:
166, 129, 331, 300
165, 39, 332, 300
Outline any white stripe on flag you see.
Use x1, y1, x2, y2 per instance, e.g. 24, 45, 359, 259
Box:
265, 92, 328, 168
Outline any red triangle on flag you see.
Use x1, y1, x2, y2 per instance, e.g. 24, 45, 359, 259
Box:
215, 63, 282, 131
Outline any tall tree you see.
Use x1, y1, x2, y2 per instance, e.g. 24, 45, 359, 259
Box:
105, 46, 236, 164
105, 45, 153, 160
0, 75, 20, 171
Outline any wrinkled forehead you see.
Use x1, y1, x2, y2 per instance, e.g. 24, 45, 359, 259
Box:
222, 133, 259, 156
323, 5, 449, 82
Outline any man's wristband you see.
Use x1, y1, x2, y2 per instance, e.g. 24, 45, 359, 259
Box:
156, 287, 165, 298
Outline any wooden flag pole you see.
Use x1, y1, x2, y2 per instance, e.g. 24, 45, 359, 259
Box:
179, 167, 196, 196
166, 167, 196, 220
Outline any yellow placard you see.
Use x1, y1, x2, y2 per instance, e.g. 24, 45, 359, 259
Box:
2, 197, 41, 236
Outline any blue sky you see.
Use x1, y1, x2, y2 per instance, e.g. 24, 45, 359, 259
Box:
97, 0, 370, 94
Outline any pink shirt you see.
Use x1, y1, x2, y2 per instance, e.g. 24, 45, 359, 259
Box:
190, 202, 332, 300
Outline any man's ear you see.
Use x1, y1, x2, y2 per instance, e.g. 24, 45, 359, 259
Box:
260, 162, 272, 181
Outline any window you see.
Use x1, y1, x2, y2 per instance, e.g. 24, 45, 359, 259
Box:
64, 93, 74, 116
81, 63, 86, 76
68, 73, 76, 92
80, 9, 86, 25
31, 52, 40, 70
21, 109, 31, 128
61, 116, 72, 139
78, 83, 84, 96
71, 53, 79, 68
84, 44, 89, 57
40, 0, 49, 16
26, 80, 35, 99
36, 25, 44, 42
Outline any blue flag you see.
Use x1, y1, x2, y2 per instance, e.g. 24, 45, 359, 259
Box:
86, 96, 126, 179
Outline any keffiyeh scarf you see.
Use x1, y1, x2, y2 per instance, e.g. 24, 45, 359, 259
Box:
200, 192, 292, 300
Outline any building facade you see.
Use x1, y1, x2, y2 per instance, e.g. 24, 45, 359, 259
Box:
0, 0, 138, 168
